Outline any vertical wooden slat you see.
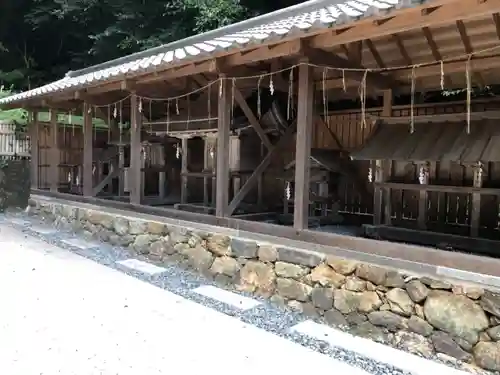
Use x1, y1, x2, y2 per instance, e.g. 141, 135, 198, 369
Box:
130, 93, 142, 204
30, 111, 39, 190
216, 76, 231, 217
471, 164, 483, 237
180, 137, 189, 203
293, 63, 314, 230
83, 103, 93, 196
49, 109, 59, 192
203, 137, 210, 205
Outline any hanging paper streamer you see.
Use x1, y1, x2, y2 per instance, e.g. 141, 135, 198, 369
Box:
175, 98, 179, 115
166, 100, 171, 135
107, 105, 111, 143
410, 65, 416, 134
287, 67, 294, 120
285, 181, 291, 200
257, 76, 262, 118
342, 69, 346, 92
138, 98, 143, 113
359, 70, 368, 128
113, 104, 118, 119
475, 161, 484, 186
92, 165, 96, 176
209, 146, 214, 159
322, 68, 328, 125
440, 61, 445, 91
465, 55, 472, 134
175, 143, 182, 159
418, 166, 425, 184
219, 77, 223, 98
368, 167, 373, 183
269, 74, 274, 96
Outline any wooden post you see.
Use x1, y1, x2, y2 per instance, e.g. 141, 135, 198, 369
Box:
379, 90, 393, 225
293, 63, 314, 230
82, 103, 93, 196
257, 142, 264, 206
129, 93, 142, 204
180, 137, 189, 204
29, 111, 39, 190
203, 137, 211, 206
49, 109, 59, 192
216, 76, 231, 217
471, 162, 483, 237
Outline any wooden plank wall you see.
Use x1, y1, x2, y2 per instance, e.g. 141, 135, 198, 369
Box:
38, 124, 84, 190
315, 99, 500, 235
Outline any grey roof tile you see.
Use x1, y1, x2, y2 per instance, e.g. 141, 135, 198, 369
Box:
0, 0, 414, 105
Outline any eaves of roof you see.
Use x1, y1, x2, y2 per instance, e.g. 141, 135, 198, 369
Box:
0, 0, 425, 106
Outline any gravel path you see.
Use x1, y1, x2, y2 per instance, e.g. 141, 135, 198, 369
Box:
0, 211, 477, 375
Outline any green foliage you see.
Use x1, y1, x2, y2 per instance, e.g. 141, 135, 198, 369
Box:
0, 0, 303, 93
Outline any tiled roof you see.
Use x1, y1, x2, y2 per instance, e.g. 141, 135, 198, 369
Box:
1, 0, 410, 106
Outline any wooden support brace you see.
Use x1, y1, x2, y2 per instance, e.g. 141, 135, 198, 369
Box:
93, 163, 119, 196
228, 123, 296, 216
233, 87, 273, 150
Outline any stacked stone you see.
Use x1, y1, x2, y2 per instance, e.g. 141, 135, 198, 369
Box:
28, 199, 500, 372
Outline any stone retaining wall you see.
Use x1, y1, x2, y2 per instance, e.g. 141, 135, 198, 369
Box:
27, 198, 500, 372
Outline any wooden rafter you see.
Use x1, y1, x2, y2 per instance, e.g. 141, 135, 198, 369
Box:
304, 45, 398, 90
392, 34, 412, 66
365, 39, 385, 69
456, 20, 485, 86
422, 27, 453, 87
310, 0, 499, 48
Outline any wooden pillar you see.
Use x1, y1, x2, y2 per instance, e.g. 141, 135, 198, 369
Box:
216, 76, 231, 217
129, 93, 142, 204
203, 137, 212, 206
180, 137, 189, 204
471, 162, 483, 237
49, 109, 59, 192
293, 63, 314, 230
29, 111, 39, 190
118, 144, 125, 196
82, 103, 93, 196
374, 89, 393, 226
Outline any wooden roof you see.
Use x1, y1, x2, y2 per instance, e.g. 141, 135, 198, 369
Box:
351, 117, 500, 163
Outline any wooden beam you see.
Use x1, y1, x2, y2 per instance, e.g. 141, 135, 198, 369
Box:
29, 111, 40, 190
310, 0, 500, 49
347, 41, 363, 65
293, 63, 314, 230
232, 87, 273, 150
82, 103, 94, 196
129, 93, 142, 204
227, 122, 296, 215
49, 109, 59, 192
216, 76, 231, 217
